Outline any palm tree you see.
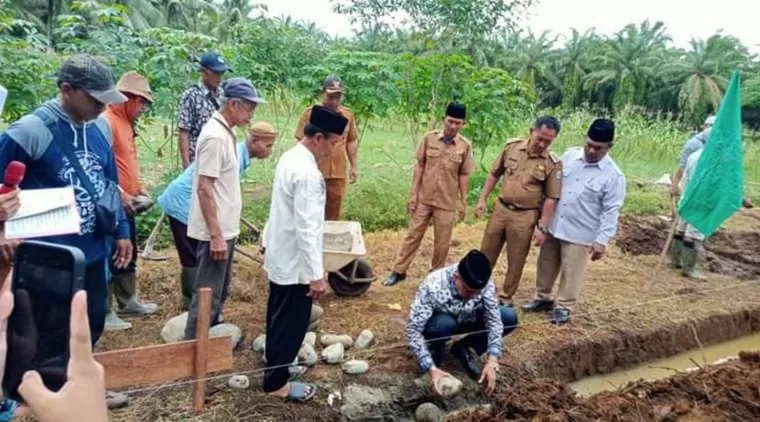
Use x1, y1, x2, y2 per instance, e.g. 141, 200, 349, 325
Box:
558, 28, 597, 109
584, 20, 671, 111
497, 30, 562, 102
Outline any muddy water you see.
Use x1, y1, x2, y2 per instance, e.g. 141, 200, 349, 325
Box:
569, 332, 760, 396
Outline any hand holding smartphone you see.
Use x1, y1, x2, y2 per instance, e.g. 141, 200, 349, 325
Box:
2, 241, 85, 402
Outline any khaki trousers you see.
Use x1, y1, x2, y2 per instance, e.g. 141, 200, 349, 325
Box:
479, 202, 538, 302
325, 178, 347, 221
535, 235, 590, 311
393, 203, 456, 274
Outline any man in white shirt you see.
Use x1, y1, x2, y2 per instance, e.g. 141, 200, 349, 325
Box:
183, 78, 264, 340
263, 105, 348, 402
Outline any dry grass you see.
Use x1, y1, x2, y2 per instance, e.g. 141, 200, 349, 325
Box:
98, 209, 760, 421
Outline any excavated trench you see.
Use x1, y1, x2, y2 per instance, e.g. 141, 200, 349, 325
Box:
338, 216, 760, 421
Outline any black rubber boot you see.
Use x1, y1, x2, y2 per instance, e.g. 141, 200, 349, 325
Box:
668, 234, 684, 269
181, 267, 198, 311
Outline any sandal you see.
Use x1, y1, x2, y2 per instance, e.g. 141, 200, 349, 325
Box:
285, 382, 317, 402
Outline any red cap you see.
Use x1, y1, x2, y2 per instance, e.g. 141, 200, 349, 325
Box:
4, 161, 26, 187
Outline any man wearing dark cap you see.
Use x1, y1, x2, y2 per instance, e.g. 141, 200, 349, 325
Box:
294, 75, 359, 221
475, 116, 563, 306
405, 249, 518, 396
178, 52, 231, 169
0, 54, 132, 408
184, 77, 263, 340
263, 105, 349, 402
523, 119, 626, 324
385, 102, 475, 286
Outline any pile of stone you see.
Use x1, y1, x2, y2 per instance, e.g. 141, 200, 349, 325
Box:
251, 304, 374, 378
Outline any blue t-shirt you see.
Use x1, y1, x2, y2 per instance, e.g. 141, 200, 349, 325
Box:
158, 142, 251, 225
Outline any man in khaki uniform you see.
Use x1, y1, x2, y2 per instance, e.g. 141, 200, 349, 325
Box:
294, 75, 359, 220
475, 116, 563, 305
384, 102, 475, 286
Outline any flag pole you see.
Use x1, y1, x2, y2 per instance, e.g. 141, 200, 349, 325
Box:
658, 196, 678, 267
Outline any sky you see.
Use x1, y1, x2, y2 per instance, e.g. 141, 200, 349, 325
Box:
256, 0, 760, 54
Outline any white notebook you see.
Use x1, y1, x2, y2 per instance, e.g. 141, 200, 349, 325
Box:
5, 187, 81, 239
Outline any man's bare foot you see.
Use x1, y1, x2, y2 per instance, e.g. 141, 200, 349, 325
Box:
268, 382, 317, 401
269, 383, 291, 398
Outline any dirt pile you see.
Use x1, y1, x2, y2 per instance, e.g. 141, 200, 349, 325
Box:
615, 216, 760, 279
448, 352, 760, 422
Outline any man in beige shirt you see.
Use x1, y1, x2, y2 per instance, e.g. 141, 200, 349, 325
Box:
385, 102, 475, 286
184, 78, 264, 340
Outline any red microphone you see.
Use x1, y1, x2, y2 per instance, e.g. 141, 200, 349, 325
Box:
0, 161, 26, 194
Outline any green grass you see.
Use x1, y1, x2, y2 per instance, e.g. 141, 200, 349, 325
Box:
19, 107, 760, 247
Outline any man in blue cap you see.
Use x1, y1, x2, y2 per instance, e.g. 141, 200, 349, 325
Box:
183, 77, 264, 340
177, 52, 232, 169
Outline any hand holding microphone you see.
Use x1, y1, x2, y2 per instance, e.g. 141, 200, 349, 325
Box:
0, 161, 24, 221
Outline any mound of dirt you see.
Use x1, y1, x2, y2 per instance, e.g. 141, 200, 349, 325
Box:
448, 352, 760, 422
615, 216, 760, 279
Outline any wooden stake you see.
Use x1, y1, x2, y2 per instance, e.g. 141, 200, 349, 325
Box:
192, 287, 212, 414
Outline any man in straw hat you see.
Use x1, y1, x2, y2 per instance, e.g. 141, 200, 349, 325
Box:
405, 249, 518, 396
522, 119, 626, 324
158, 121, 277, 311
102, 71, 159, 331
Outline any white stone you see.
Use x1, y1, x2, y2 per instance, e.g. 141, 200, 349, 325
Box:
355, 330, 374, 350
252, 334, 266, 352
310, 304, 324, 322
343, 360, 369, 375
320, 334, 354, 348
321, 342, 345, 364
227, 375, 250, 390
436, 376, 463, 398
209, 323, 242, 349
298, 343, 319, 366
414, 403, 445, 422
655, 174, 672, 186
289, 365, 307, 379
160, 312, 189, 343
303, 332, 317, 347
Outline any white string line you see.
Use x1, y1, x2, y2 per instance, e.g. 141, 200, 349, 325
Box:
117, 277, 759, 396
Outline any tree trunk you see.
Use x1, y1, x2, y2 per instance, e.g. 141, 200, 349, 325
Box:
46, 0, 54, 51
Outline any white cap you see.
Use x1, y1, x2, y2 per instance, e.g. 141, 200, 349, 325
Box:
703, 115, 716, 126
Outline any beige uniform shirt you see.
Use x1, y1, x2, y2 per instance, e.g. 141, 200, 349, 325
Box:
188, 112, 241, 241
489, 138, 562, 209
294, 105, 358, 179
416, 131, 475, 211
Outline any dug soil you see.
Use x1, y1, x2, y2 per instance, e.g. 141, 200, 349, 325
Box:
101, 209, 760, 421
448, 352, 760, 422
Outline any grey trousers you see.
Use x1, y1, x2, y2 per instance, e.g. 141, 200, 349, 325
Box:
184, 238, 236, 340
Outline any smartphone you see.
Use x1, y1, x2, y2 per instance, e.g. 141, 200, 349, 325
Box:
2, 241, 85, 402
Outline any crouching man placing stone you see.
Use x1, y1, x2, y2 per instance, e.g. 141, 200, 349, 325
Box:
405, 249, 518, 396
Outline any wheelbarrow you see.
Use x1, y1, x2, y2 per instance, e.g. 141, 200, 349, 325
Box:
260, 221, 377, 297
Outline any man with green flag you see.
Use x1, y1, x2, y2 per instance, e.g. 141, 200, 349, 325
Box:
669, 70, 744, 279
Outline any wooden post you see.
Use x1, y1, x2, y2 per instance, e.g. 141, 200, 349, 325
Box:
192, 287, 212, 414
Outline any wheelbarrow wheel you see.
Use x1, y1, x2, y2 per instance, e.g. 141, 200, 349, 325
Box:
328, 259, 374, 297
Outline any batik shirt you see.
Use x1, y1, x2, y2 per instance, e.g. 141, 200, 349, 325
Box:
177, 81, 224, 163
405, 265, 504, 372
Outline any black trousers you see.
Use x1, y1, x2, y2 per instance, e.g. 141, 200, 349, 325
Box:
263, 282, 312, 393
168, 217, 199, 268
85, 258, 108, 345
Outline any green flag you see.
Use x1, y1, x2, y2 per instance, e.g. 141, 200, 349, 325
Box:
678, 69, 744, 237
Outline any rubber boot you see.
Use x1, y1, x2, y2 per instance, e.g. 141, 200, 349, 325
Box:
114, 273, 158, 317
668, 236, 684, 269
680, 242, 706, 281
104, 282, 132, 331
180, 267, 198, 311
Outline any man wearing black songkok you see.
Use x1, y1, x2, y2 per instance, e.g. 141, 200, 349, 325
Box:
385, 102, 476, 286
263, 105, 349, 402
523, 118, 626, 324
405, 249, 518, 396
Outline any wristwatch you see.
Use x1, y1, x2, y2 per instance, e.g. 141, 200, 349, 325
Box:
536, 224, 549, 234
0, 399, 17, 422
